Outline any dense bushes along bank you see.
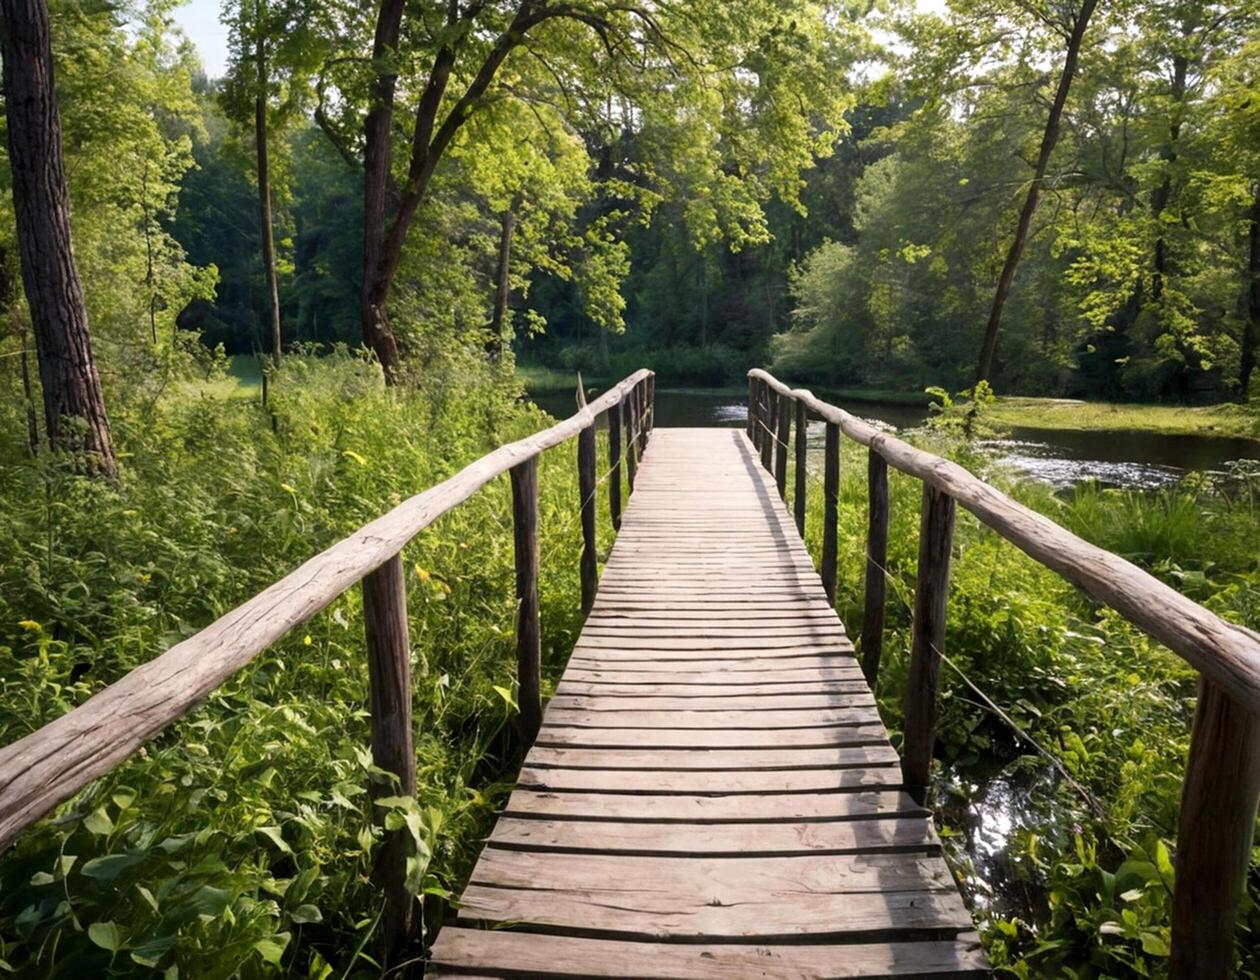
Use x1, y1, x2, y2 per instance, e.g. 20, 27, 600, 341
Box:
0, 355, 618, 976
1, 357, 1258, 975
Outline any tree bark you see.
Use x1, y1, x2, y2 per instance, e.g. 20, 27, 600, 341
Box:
1150, 52, 1188, 306
975, 0, 1099, 383
1, 0, 116, 475
487, 208, 516, 359
255, 14, 282, 368
1242, 186, 1260, 399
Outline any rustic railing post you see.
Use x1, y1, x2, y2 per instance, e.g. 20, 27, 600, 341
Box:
775, 393, 790, 499
793, 399, 807, 534
607, 402, 622, 530
625, 391, 638, 491
637, 382, 648, 455
861, 449, 889, 686
1169, 679, 1260, 978
578, 424, 598, 617
646, 375, 655, 434
362, 553, 416, 961
510, 457, 542, 746
747, 377, 756, 444
902, 484, 955, 806
762, 387, 776, 471
821, 421, 839, 606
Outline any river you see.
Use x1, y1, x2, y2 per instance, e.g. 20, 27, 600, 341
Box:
531, 386, 1260, 489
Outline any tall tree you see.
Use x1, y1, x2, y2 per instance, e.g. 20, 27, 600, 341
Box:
1, 0, 116, 474
975, 0, 1100, 382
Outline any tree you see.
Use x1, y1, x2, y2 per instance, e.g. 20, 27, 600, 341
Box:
975, 0, 1100, 382
313, 0, 858, 382
1, 0, 116, 474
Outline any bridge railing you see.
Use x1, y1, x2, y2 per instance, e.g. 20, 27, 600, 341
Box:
0, 368, 655, 958
747, 368, 1260, 977
745, 367, 1260, 977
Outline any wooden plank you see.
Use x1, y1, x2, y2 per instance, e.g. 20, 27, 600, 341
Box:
501, 788, 925, 822
526, 744, 899, 771
533, 725, 889, 750
555, 679, 871, 697
428, 928, 989, 979
516, 766, 903, 795
511, 457, 542, 746
455, 883, 975, 942
545, 693, 877, 712
539, 707, 885, 730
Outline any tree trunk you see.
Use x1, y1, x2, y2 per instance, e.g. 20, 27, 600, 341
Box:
975, 0, 1099, 383
1241, 186, 1260, 399
487, 208, 516, 359
1151, 53, 1188, 306
1, 0, 116, 475
255, 20, 282, 369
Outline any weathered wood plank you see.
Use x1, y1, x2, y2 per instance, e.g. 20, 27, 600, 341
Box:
516, 765, 903, 794
533, 725, 889, 750
501, 788, 925, 822
526, 744, 898, 771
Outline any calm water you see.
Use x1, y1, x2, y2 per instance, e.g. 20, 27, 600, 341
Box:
532, 386, 1260, 489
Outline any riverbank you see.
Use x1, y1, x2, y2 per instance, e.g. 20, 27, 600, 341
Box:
988, 396, 1260, 442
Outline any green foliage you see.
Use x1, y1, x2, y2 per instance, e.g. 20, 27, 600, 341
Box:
0, 354, 616, 976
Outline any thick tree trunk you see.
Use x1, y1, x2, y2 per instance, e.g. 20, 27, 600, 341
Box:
1, 0, 116, 475
1241, 187, 1260, 399
255, 24, 282, 368
487, 208, 516, 359
975, 0, 1099, 383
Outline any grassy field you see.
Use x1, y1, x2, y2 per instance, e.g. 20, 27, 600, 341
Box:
988, 396, 1260, 440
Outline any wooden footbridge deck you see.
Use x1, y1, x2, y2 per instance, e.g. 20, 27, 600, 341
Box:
2, 369, 1259, 977
429, 427, 986, 976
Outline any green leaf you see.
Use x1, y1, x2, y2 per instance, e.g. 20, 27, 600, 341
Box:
253, 932, 291, 965
81, 852, 146, 882
88, 921, 124, 953
256, 825, 292, 855
83, 806, 114, 836
1140, 931, 1170, 956
130, 934, 176, 968
290, 903, 322, 924
29, 872, 54, 886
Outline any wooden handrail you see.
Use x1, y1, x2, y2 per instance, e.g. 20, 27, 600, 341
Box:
748, 368, 1260, 976
748, 369, 1260, 714
0, 369, 654, 852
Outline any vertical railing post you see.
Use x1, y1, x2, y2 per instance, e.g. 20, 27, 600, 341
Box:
821, 421, 839, 606
510, 457, 542, 747
1169, 679, 1260, 978
747, 376, 756, 444
775, 393, 790, 499
902, 484, 955, 806
762, 387, 776, 471
607, 402, 622, 530
362, 553, 416, 961
861, 449, 889, 686
637, 381, 648, 455
793, 399, 807, 534
625, 390, 637, 491
646, 374, 655, 435
578, 423, 598, 617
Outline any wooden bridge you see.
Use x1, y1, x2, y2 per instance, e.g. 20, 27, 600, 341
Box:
1, 369, 1258, 977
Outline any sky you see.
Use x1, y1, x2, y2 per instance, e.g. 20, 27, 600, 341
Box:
173, 0, 951, 81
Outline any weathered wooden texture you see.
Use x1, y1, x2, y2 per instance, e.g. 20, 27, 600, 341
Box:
511, 457, 542, 746
1169, 678, 1260, 978
821, 420, 840, 606
361, 554, 416, 957
902, 486, 956, 805
625, 390, 638, 491
577, 424, 598, 616
775, 391, 790, 498
794, 397, 808, 533
0, 370, 652, 848
745, 370, 1260, 713
429, 428, 985, 978
607, 401, 623, 531
862, 449, 890, 685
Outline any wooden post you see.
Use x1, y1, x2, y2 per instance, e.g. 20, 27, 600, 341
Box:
775, 393, 790, 500
362, 554, 416, 961
607, 403, 622, 530
511, 458, 542, 747
762, 387, 776, 471
821, 421, 840, 606
793, 399, 807, 534
861, 450, 889, 686
625, 393, 637, 492
578, 424, 598, 616
747, 377, 756, 444
646, 375, 655, 434
901, 484, 955, 806
1169, 678, 1260, 978
637, 382, 648, 455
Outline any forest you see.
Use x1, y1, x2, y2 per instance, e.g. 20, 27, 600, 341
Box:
1, 0, 1259, 976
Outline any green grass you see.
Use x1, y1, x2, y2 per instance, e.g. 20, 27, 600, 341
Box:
989, 395, 1260, 440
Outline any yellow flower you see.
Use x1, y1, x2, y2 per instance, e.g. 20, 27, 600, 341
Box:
303, 635, 313, 646
415, 566, 431, 583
